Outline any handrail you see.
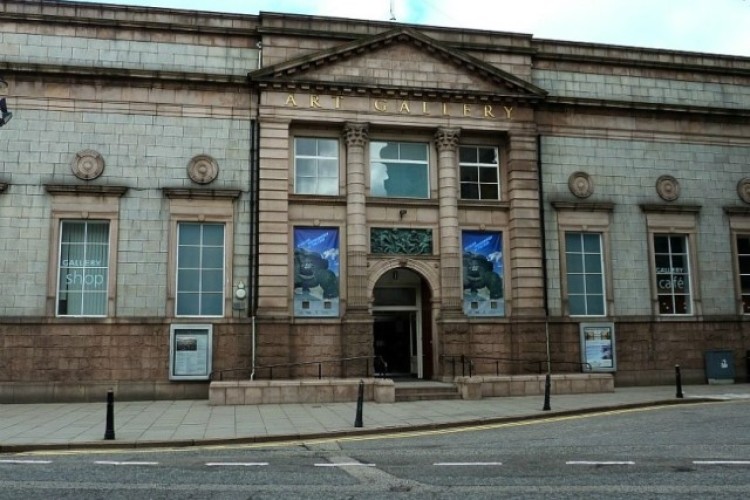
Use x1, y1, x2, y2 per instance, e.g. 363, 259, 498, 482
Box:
441, 355, 592, 377
211, 355, 388, 381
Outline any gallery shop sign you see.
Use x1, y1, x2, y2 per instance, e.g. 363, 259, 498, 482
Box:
282, 94, 515, 120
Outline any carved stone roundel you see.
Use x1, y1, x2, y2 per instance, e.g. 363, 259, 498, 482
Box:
656, 175, 680, 201
71, 149, 105, 180
738, 177, 750, 204
187, 155, 219, 185
568, 171, 593, 199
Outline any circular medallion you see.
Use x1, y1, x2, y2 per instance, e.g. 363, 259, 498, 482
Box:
187, 155, 219, 185
70, 150, 105, 180
737, 178, 750, 204
656, 175, 680, 201
568, 171, 594, 199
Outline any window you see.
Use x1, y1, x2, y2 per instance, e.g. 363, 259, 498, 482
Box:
565, 232, 605, 316
370, 141, 429, 199
738, 235, 750, 314
57, 220, 110, 316
294, 137, 339, 195
459, 146, 500, 200
653, 234, 692, 315
176, 222, 225, 316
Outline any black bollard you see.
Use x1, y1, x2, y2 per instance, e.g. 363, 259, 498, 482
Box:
675, 364, 684, 399
354, 380, 364, 428
104, 389, 115, 440
542, 373, 551, 411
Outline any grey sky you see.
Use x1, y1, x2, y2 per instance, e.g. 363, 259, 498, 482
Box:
71, 0, 750, 56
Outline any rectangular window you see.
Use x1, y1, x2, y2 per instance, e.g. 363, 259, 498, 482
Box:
294, 137, 339, 195
653, 234, 692, 315
565, 232, 605, 316
370, 141, 429, 199
738, 235, 750, 314
176, 222, 225, 317
459, 146, 500, 200
57, 220, 110, 316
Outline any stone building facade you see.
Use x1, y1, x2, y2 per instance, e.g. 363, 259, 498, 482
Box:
0, 0, 748, 401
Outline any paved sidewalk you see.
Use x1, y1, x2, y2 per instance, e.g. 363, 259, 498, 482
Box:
1, 384, 749, 453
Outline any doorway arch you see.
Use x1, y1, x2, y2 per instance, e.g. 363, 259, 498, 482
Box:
369, 263, 436, 379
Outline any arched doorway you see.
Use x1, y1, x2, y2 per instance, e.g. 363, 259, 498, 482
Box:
372, 268, 433, 379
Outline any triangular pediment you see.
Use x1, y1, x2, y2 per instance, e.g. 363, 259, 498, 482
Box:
250, 28, 546, 102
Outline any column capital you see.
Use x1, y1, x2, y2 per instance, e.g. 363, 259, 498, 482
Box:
435, 127, 461, 153
343, 122, 369, 147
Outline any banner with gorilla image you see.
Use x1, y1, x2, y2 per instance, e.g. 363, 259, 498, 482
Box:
462, 231, 504, 316
293, 227, 340, 317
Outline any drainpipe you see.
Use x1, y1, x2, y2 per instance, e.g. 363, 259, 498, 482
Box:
249, 42, 262, 380
537, 134, 551, 374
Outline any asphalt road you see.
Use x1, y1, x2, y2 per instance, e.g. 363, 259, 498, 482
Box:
1, 400, 749, 499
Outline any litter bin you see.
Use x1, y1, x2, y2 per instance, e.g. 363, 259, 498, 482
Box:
704, 349, 735, 384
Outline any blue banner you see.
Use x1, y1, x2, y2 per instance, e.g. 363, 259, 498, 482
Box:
293, 228, 340, 317
462, 231, 504, 316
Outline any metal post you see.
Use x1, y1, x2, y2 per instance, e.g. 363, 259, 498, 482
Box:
461, 355, 465, 377
675, 364, 684, 399
542, 373, 551, 411
318, 363, 322, 380
104, 389, 115, 440
354, 380, 364, 428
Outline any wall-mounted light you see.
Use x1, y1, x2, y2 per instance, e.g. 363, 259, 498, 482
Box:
235, 280, 247, 300
0, 76, 12, 128
399, 209, 407, 220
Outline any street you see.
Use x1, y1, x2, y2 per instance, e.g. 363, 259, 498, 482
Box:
1, 400, 749, 499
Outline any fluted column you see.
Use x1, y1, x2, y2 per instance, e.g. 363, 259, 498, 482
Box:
435, 127, 463, 313
343, 122, 369, 312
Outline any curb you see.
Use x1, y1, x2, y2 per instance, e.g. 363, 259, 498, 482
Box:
0, 397, 720, 454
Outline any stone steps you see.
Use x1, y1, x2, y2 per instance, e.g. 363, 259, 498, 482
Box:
394, 383, 461, 402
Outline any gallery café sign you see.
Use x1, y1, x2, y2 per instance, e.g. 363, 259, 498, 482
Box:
282, 94, 514, 120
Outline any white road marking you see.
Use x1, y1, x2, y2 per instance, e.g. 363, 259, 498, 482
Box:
314, 462, 376, 467
434, 462, 503, 466
0, 460, 52, 464
693, 460, 750, 465
566, 461, 635, 465
94, 461, 159, 466
205, 462, 269, 467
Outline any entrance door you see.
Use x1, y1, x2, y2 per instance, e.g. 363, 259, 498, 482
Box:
372, 269, 428, 379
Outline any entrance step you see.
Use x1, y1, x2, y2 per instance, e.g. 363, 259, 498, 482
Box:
394, 381, 461, 402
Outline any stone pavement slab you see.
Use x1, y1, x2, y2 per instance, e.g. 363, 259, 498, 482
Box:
1, 384, 749, 453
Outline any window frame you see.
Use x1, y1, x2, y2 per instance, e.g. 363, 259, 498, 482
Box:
175, 221, 226, 318
651, 233, 694, 316
293, 136, 340, 196
166, 196, 235, 319
369, 140, 431, 199
564, 231, 607, 317
731, 227, 750, 315
46, 189, 123, 318
459, 145, 501, 201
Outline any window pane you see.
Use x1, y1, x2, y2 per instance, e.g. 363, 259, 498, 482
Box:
461, 183, 478, 199
480, 184, 498, 200
585, 274, 603, 294
203, 224, 224, 246
741, 275, 750, 293
318, 159, 338, 177
179, 223, 201, 245
317, 178, 339, 196
461, 166, 478, 182
381, 163, 428, 198
567, 253, 583, 273
657, 294, 673, 314
459, 147, 477, 163
296, 158, 316, 177
582, 233, 601, 253
568, 295, 586, 315
654, 254, 670, 271
176, 292, 199, 315
202, 247, 224, 268
586, 295, 605, 315
176, 222, 224, 316
566, 233, 582, 253
568, 274, 584, 294
295, 137, 317, 156
478, 147, 497, 164
296, 178, 317, 194
178, 270, 200, 292
201, 293, 223, 316
317, 138, 338, 157
670, 254, 686, 272
674, 294, 690, 314
201, 270, 223, 292
654, 235, 669, 253
739, 256, 750, 274
373, 141, 397, 160
399, 142, 427, 161
738, 236, 750, 254
584, 253, 602, 273
479, 167, 498, 183
178, 246, 200, 268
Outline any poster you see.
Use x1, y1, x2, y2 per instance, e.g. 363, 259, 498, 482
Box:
293, 227, 340, 317
170, 326, 212, 380
580, 323, 616, 372
462, 231, 504, 316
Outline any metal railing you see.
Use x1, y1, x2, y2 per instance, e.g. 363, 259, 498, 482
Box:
441, 355, 592, 377
211, 355, 388, 381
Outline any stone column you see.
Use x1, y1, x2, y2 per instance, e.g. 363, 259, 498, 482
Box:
506, 130, 545, 316
343, 122, 369, 312
341, 122, 372, 376
435, 127, 463, 315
